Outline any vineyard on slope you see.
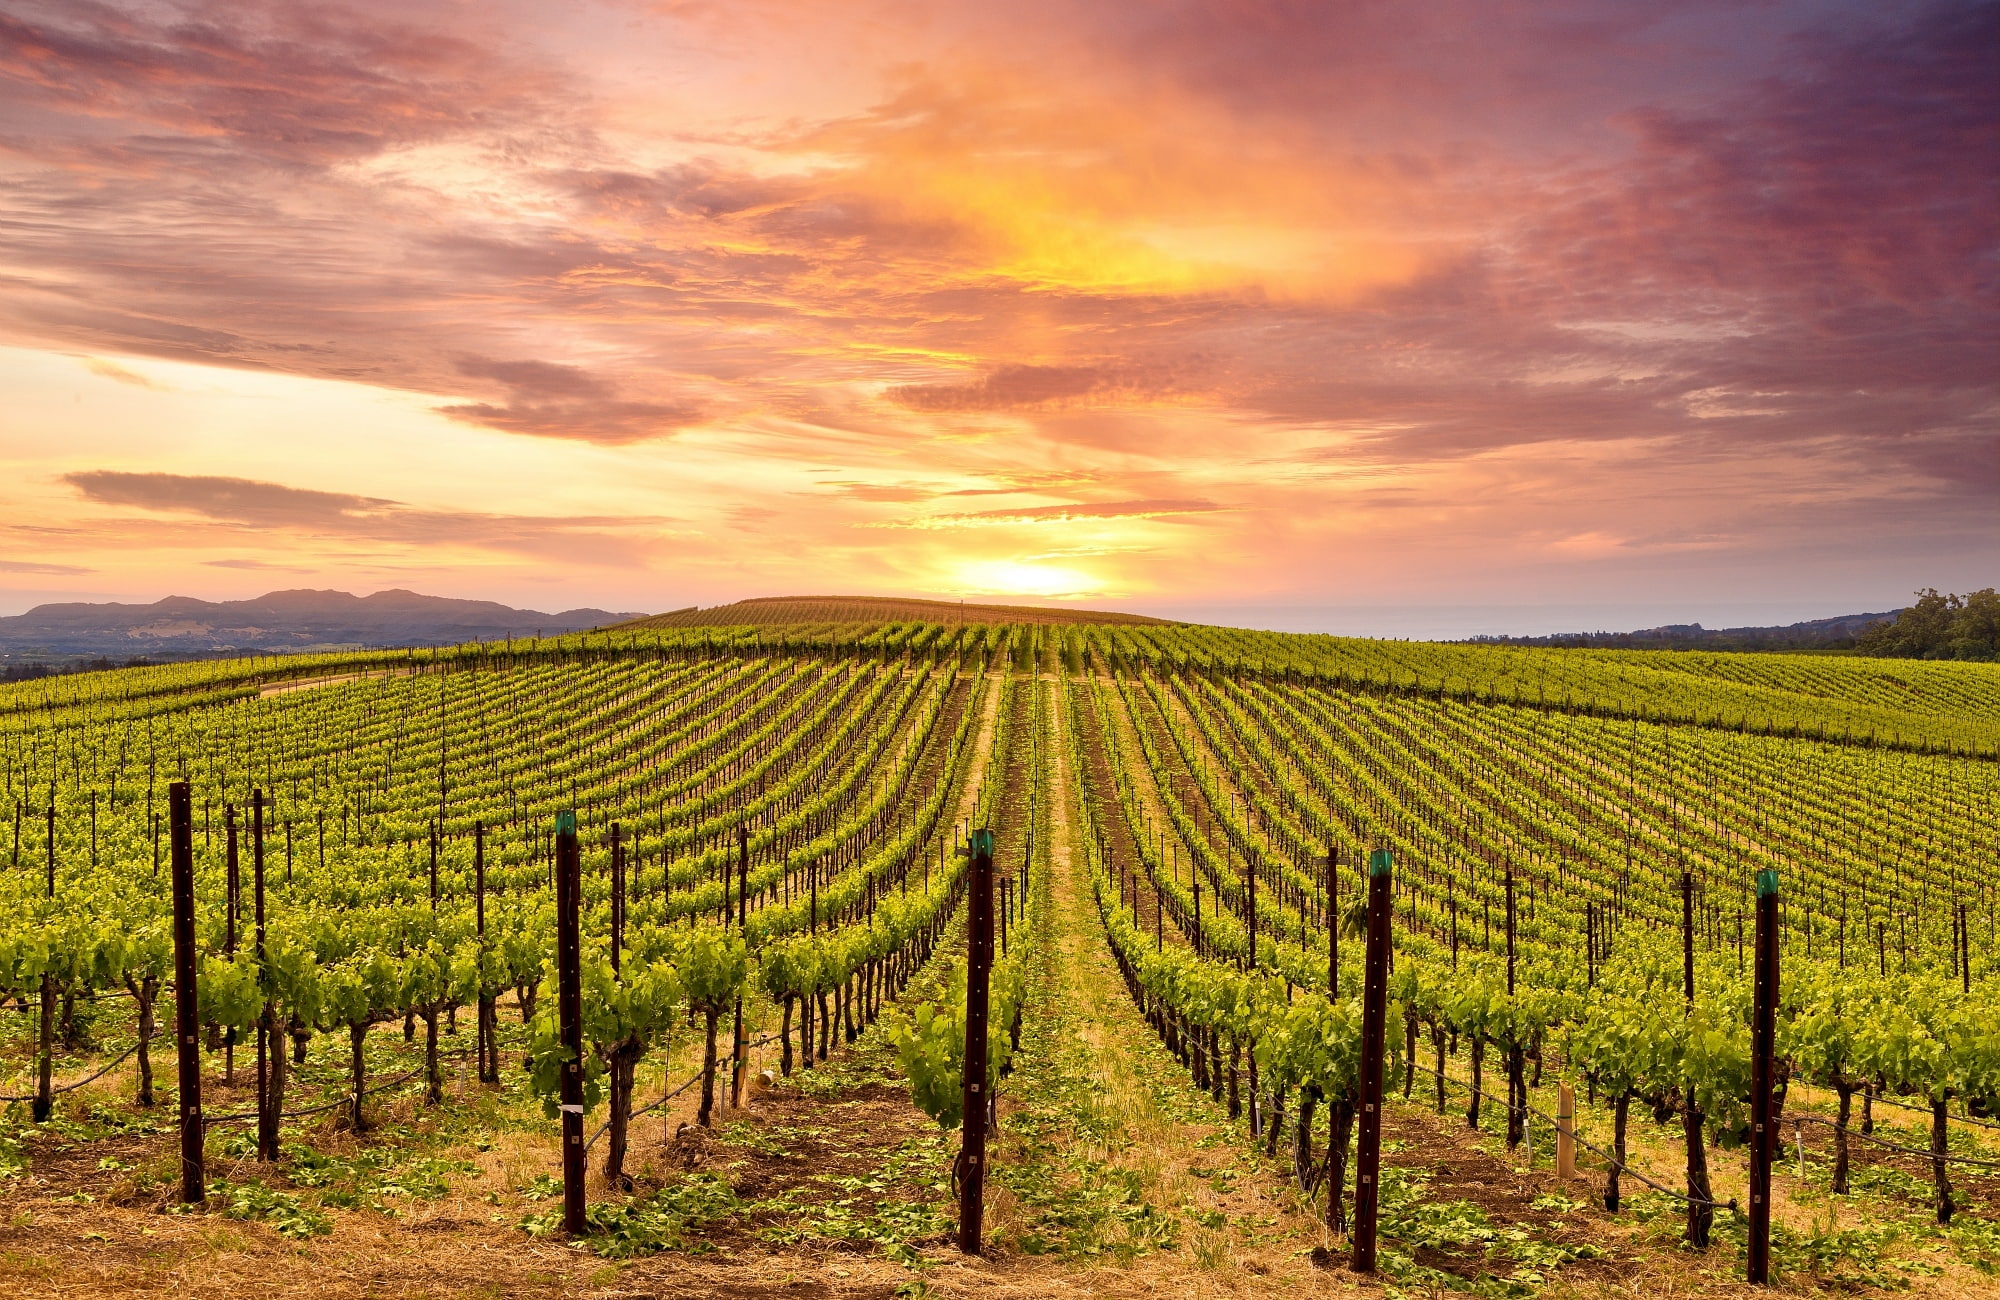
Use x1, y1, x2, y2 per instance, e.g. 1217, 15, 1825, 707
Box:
0, 616, 1992, 1293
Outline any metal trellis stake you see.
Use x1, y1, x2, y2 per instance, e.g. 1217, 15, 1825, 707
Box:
555, 810, 586, 1236
169, 781, 203, 1205
958, 826, 996, 1254
1748, 867, 1780, 1284
1351, 846, 1393, 1274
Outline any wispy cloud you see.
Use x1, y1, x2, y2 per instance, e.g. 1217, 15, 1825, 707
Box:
0, 559, 94, 576
873, 498, 1230, 529
202, 558, 313, 572
61, 472, 670, 567
79, 356, 164, 388
888, 364, 1198, 412
437, 356, 706, 443
66, 472, 394, 523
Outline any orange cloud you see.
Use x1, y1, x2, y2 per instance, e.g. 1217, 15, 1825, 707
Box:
784, 66, 1443, 303
0, 0, 1989, 621
873, 498, 1230, 530
81, 356, 165, 388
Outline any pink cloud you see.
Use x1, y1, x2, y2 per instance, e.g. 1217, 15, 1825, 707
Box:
0, 0, 1989, 607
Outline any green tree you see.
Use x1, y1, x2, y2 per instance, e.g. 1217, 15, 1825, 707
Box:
1858, 588, 1998, 661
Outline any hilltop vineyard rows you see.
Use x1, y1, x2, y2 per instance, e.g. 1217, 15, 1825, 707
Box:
0, 616, 1994, 1294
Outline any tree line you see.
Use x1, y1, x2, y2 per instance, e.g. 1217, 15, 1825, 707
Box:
1856, 588, 1997, 662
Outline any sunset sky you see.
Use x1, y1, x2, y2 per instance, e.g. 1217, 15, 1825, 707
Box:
0, 0, 1993, 634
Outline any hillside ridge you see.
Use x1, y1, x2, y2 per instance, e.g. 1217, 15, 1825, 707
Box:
625, 594, 1173, 629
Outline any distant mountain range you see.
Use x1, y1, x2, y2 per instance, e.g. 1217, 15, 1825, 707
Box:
1466, 609, 1898, 651
0, 586, 1914, 676
0, 589, 646, 667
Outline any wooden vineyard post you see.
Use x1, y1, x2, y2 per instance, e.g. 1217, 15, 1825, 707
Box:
1961, 903, 1972, 995
224, 805, 238, 1086
1327, 846, 1339, 997
1247, 844, 1257, 972
1681, 870, 1695, 1002
1680, 866, 1712, 1248
610, 823, 625, 969
1505, 864, 1522, 1151
555, 811, 586, 1237
958, 826, 996, 1255
1556, 1082, 1577, 1179
1350, 847, 1393, 1273
475, 821, 496, 1084
731, 826, 749, 1109
1191, 868, 1202, 959
1747, 867, 1780, 1285
35, 793, 55, 1121
169, 781, 204, 1205
255, 790, 280, 1162
1153, 873, 1160, 951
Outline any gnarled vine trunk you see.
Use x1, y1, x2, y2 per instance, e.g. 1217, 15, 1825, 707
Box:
603, 1044, 641, 1190
1325, 1095, 1357, 1233
698, 1004, 721, 1127
1292, 1084, 1321, 1190
423, 1007, 442, 1105
1931, 1096, 1955, 1224
1506, 1044, 1526, 1149
1466, 1038, 1485, 1130
1832, 1083, 1853, 1194
127, 976, 159, 1107
1683, 1099, 1713, 1247
1605, 1090, 1630, 1212
349, 1021, 371, 1132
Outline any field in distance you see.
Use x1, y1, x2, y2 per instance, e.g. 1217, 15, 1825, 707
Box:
627, 593, 1174, 628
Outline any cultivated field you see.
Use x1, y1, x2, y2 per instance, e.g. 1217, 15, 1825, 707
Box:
0, 616, 1993, 1298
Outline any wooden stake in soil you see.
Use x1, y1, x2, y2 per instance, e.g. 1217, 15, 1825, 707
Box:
224, 804, 239, 1085
169, 781, 203, 1205
1247, 843, 1257, 972
1350, 846, 1394, 1274
1747, 866, 1779, 1285
555, 810, 586, 1237
959, 826, 996, 1255
731, 826, 749, 1109
1680, 866, 1714, 1248
34, 793, 54, 1121
255, 789, 280, 1162
476, 821, 496, 1084
1328, 846, 1340, 997
610, 823, 625, 970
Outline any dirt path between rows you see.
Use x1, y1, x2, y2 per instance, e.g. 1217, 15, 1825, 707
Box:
956, 677, 1356, 1297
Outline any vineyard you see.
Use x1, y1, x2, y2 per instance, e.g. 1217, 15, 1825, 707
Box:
0, 615, 1994, 1299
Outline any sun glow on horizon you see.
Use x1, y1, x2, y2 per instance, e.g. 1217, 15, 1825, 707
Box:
946, 558, 1106, 602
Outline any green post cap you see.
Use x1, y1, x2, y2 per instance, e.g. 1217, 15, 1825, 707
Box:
970, 827, 995, 857
556, 810, 577, 836
1755, 867, 1779, 898
1369, 847, 1393, 877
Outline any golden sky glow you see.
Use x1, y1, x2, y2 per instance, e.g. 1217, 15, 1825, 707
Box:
0, 0, 1992, 629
